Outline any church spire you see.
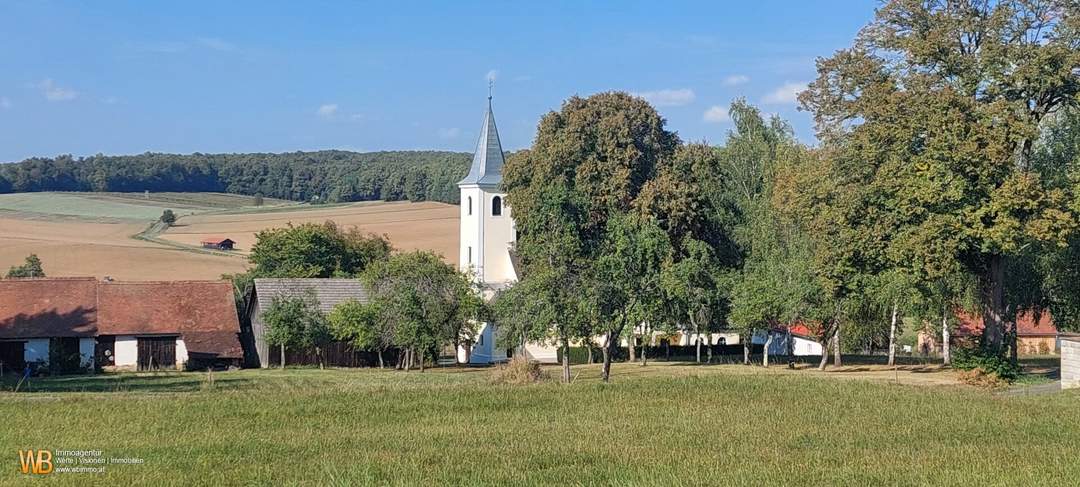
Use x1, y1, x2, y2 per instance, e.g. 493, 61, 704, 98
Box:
458, 95, 505, 187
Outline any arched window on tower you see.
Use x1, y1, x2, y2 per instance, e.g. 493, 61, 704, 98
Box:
492, 196, 502, 216
467, 196, 473, 215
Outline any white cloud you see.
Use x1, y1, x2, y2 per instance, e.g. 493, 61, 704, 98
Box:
350, 113, 365, 121
486, 69, 499, 83
702, 105, 730, 123
316, 103, 339, 118
438, 127, 461, 139
0, 97, 10, 109
100, 96, 119, 105
196, 37, 238, 52
631, 88, 695, 107
762, 81, 808, 104
36, 79, 78, 102
722, 74, 750, 86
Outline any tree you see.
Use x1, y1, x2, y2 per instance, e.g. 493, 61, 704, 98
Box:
661, 239, 726, 363
329, 299, 391, 368
253, 193, 264, 206
262, 291, 325, 368
503, 92, 681, 382
250, 221, 392, 278
6, 254, 45, 278
361, 251, 480, 372
159, 209, 177, 226
801, 0, 1080, 354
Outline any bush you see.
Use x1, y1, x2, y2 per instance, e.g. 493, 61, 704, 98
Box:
951, 347, 1020, 381
490, 357, 549, 385
957, 368, 1010, 390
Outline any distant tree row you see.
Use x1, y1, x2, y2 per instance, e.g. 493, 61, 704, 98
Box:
0, 150, 471, 204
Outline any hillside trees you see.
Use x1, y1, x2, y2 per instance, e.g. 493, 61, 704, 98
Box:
0, 150, 470, 204
800, 0, 1080, 353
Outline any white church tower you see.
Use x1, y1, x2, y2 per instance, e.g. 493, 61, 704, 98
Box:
457, 95, 516, 364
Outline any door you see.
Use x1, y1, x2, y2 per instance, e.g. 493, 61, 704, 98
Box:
50, 337, 82, 373
95, 336, 115, 370
0, 341, 25, 373
137, 337, 177, 371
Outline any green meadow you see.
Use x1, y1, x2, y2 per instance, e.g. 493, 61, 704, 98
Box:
1, 363, 1077, 485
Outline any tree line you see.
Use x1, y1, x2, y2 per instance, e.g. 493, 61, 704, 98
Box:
494, 0, 1080, 384
0, 150, 471, 204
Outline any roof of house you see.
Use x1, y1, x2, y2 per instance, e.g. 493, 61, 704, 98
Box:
458, 97, 505, 187
953, 310, 1058, 337
0, 278, 242, 358
252, 278, 369, 315
0, 278, 98, 339
97, 281, 241, 357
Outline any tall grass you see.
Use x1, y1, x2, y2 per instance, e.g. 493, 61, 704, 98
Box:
1, 365, 1077, 485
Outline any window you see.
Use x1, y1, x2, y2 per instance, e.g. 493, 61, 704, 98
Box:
477, 334, 484, 346
467, 246, 472, 264
492, 196, 502, 216
467, 196, 472, 215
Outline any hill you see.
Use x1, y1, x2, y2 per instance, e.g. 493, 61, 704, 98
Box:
0, 150, 471, 205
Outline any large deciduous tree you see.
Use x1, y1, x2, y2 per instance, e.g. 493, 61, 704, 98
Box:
801, 0, 1080, 353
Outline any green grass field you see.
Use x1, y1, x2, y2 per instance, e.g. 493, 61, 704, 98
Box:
0, 192, 295, 222
1, 363, 1077, 485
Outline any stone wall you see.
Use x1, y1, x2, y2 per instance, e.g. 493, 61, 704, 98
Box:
1063, 337, 1080, 390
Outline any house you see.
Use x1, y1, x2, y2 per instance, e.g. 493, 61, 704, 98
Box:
917, 310, 1060, 355
201, 237, 235, 251
246, 278, 369, 368
0, 277, 243, 373
751, 324, 825, 357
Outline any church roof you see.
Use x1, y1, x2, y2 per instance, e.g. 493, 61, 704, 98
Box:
458, 97, 505, 187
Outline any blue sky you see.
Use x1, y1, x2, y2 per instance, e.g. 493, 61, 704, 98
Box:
0, 0, 877, 162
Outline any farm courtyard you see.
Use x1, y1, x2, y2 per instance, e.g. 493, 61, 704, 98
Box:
1, 362, 1077, 485
0, 192, 458, 280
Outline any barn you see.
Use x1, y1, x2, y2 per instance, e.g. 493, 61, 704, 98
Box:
246, 278, 370, 368
200, 237, 236, 251
0, 277, 243, 373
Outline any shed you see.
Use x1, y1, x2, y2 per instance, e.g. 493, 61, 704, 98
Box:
246, 278, 370, 368
1062, 336, 1080, 390
201, 237, 235, 251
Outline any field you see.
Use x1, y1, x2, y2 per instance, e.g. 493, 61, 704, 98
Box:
1, 362, 1077, 485
0, 193, 458, 280
158, 200, 459, 263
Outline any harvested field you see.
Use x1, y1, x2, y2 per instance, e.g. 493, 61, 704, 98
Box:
0, 217, 247, 280
0, 193, 458, 280
160, 200, 460, 264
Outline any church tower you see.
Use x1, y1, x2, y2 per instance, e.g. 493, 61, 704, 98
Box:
457, 95, 515, 364
458, 96, 516, 291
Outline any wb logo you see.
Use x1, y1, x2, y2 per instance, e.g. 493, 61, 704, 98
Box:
18, 450, 53, 475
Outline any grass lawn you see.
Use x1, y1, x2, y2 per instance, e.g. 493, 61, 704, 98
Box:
1, 362, 1078, 485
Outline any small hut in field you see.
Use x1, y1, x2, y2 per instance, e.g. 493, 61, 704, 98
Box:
200, 237, 235, 251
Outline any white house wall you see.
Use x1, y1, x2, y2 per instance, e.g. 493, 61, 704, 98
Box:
176, 338, 189, 368
24, 338, 49, 364
114, 336, 138, 367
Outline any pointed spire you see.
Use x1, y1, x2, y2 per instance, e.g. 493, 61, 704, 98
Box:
458, 95, 505, 187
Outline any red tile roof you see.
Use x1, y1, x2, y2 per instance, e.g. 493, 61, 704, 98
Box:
953, 310, 1058, 337
0, 278, 98, 339
0, 278, 242, 358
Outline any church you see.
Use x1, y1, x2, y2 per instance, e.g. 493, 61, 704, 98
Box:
454, 96, 557, 364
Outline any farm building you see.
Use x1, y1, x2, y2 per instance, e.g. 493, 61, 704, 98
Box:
917, 310, 1060, 355
1063, 336, 1080, 389
201, 237, 235, 250
751, 325, 825, 357
246, 278, 371, 368
0, 277, 242, 373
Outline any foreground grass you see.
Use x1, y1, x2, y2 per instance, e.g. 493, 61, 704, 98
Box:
1, 364, 1078, 486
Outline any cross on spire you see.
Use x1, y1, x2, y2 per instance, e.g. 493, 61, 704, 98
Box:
488, 79, 494, 100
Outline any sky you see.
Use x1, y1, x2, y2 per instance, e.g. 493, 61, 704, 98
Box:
0, 0, 879, 162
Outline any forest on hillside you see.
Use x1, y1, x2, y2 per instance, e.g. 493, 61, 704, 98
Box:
0, 150, 472, 204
